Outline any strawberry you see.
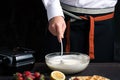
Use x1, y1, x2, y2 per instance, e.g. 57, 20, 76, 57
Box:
28, 75, 35, 79
34, 72, 40, 78
16, 72, 23, 77
16, 76, 24, 80
13, 72, 23, 79
23, 71, 31, 77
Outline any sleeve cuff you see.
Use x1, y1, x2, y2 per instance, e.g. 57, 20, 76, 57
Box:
46, 2, 64, 21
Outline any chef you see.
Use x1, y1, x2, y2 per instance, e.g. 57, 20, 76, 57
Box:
42, 0, 118, 62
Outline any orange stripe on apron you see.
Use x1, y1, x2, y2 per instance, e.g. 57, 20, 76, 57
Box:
65, 12, 114, 59
65, 20, 71, 52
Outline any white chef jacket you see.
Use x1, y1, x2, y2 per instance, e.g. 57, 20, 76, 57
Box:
42, 0, 118, 20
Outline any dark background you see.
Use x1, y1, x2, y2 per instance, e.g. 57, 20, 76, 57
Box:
0, 0, 48, 62
0, 0, 120, 62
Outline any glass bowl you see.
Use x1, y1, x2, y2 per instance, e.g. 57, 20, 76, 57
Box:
45, 52, 90, 74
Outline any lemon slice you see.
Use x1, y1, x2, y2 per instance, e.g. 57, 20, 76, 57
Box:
50, 71, 66, 80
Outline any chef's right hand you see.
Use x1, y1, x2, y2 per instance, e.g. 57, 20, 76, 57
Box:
48, 16, 66, 43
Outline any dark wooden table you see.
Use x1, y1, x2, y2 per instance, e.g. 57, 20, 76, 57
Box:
0, 62, 120, 80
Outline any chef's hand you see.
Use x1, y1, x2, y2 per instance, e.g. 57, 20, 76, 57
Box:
48, 16, 66, 43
